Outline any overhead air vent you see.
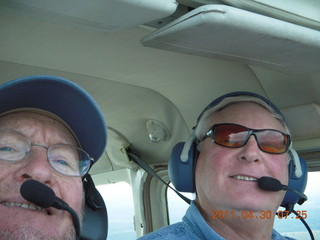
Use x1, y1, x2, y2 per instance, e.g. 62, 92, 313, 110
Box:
141, 5, 320, 74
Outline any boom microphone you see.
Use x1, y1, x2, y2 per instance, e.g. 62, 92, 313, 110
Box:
257, 176, 285, 191
20, 180, 80, 240
258, 176, 308, 204
258, 177, 314, 240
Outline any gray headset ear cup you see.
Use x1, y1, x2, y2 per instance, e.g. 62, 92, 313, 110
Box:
281, 149, 308, 208
169, 142, 196, 192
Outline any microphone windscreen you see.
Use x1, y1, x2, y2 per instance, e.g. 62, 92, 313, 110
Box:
20, 180, 56, 208
258, 176, 284, 192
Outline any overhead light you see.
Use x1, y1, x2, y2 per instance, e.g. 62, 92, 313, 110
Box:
146, 120, 170, 143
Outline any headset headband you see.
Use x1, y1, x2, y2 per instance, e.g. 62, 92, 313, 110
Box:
196, 91, 286, 126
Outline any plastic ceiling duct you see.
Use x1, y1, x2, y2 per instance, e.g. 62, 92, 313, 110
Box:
0, 0, 178, 32
141, 5, 320, 74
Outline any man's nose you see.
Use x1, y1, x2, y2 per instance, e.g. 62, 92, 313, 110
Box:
238, 135, 262, 162
16, 146, 54, 184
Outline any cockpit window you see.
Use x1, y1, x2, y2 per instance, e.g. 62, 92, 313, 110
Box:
167, 182, 194, 224
97, 182, 136, 240
274, 171, 320, 239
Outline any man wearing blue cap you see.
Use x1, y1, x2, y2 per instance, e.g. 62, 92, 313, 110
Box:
0, 75, 107, 240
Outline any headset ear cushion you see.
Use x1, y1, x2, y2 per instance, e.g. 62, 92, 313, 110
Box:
169, 142, 196, 193
281, 151, 308, 208
81, 174, 108, 240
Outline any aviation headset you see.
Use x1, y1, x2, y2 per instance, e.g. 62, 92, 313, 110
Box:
169, 91, 308, 208
80, 174, 108, 240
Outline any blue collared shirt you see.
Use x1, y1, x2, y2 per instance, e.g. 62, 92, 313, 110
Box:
137, 201, 296, 240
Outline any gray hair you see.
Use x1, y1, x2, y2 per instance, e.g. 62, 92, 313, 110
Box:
195, 95, 291, 149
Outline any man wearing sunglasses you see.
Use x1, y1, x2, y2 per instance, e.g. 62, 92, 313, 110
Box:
139, 92, 296, 240
0, 75, 107, 240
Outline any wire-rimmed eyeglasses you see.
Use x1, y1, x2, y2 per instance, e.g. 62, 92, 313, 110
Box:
0, 128, 93, 177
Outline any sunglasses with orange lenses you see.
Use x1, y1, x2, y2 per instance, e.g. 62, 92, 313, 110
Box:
201, 123, 291, 154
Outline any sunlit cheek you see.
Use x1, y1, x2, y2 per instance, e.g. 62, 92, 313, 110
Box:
195, 147, 227, 194
0, 161, 27, 183
78, 185, 85, 212
60, 178, 83, 213
271, 154, 289, 185
72, 186, 83, 211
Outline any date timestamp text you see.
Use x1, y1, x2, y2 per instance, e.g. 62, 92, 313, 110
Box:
211, 210, 308, 220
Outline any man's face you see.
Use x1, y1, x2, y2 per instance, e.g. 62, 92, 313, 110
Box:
195, 102, 289, 215
0, 112, 83, 240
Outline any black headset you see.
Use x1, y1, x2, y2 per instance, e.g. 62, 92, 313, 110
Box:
169, 91, 308, 208
80, 174, 108, 240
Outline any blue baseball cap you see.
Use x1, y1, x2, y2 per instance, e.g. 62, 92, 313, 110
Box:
0, 75, 107, 164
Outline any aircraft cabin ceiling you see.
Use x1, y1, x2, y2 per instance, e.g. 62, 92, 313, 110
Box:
0, 0, 319, 175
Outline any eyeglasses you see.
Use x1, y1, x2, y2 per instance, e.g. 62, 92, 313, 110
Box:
201, 123, 291, 154
0, 128, 93, 177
